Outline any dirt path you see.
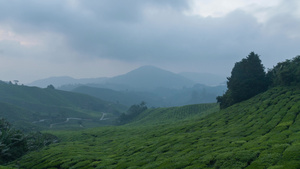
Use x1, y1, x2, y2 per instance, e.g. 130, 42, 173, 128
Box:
50, 117, 89, 128
33, 112, 108, 128
100, 113, 106, 120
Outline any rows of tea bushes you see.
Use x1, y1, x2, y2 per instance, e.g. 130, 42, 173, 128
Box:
5, 86, 300, 168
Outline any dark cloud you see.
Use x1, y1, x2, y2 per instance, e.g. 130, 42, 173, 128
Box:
0, 0, 300, 81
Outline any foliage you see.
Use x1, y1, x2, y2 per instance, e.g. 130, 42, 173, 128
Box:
117, 102, 148, 124
0, 118, 58, 164
217, 52, 268, 108
267, 55, 300, 86
0, 118, 27, 164
8, 86, 300, 168
46, 85, 55, 90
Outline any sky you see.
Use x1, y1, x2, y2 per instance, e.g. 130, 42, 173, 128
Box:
0, 0, 300, 84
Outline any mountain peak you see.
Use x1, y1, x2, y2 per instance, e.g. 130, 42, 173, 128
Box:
108, 66, 194, 90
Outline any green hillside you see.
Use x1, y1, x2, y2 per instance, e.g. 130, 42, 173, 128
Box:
8, 86, 300, 168
0, 82, 126, 130
130, 103, 219, 125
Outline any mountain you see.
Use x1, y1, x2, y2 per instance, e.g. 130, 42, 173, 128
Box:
106, 65, 195, 90
28, 66, 196, 90
179, 72, 226, 86
0, 81, 126, 131
28, 76, 107, 88
14, 86, 300, 168
28, 66, 226, 107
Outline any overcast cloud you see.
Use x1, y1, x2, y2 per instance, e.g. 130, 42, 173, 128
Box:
0, 0, 300, 83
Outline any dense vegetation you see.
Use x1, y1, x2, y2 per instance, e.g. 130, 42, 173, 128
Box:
217, 53, 300, 109
267, 55, 300, 86
6, 86, 299, 168
0, 118, 57, 164
217, 52, 269, 108
117, 102, 148, 125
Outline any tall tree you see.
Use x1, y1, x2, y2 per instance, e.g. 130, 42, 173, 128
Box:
217, 52, 268, 108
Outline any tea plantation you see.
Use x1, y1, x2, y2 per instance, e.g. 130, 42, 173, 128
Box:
5, 86, 300, 168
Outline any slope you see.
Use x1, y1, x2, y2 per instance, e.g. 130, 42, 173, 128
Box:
0, 82, 126, 130
10, 86, 300, 168
72, 86, 155, 107
129, 103, 219, 125
72, 84, 225, 107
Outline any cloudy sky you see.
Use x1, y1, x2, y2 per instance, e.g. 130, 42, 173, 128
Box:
0, 0, 300, 83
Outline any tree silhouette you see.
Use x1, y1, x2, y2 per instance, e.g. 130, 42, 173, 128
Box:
217, 52, 268, 108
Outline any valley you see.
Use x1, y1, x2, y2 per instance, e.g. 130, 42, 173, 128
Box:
1, 55, 300, 168
29, 66, 226, 107
0, 81, 125, 131
1, 1, 299, 168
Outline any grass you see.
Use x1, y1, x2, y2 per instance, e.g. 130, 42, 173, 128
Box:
4, 86, 300, 168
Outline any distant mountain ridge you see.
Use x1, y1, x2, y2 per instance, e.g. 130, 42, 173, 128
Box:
28, 76, 108, 88
28, 65, 223, 89
72, 84, 226, 107
106, 65, 195, 90
28, 66, 226, 107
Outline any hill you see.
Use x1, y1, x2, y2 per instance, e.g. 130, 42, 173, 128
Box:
11, 86, 300, 168
0, 81, 126, 131
28, 66, 226, 107
129, 103, 219, 125
71, 84, 225, 107
106, 65, 195, 90
28, 76, 108, 88
29, 66, 196, 90
72, 84, 226, 107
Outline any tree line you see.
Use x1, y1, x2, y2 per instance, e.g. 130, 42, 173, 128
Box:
217, 52, 300, 109
117, 102, 147, 125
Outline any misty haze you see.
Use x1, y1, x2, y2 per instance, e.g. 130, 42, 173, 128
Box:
0, 0, 300, 168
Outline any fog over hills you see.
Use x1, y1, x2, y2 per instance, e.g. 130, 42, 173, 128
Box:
28, 76, 108, 88
179, 72, 226, 86
28, 65, 224, 89
28, 66, 226, 107
106, 65, 195, 90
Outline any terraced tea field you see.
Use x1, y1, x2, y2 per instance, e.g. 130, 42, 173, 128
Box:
5, 86, 300, 168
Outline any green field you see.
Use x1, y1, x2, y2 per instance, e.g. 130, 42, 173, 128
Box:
5, 86, 300, 168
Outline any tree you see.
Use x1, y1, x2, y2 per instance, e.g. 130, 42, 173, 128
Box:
267, 55, 300, 86
0, 118, 58, 164
117, 102, 147, 124
0, 118, 27, 164
217, 52, 268, 108
46, 84, 55, 89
